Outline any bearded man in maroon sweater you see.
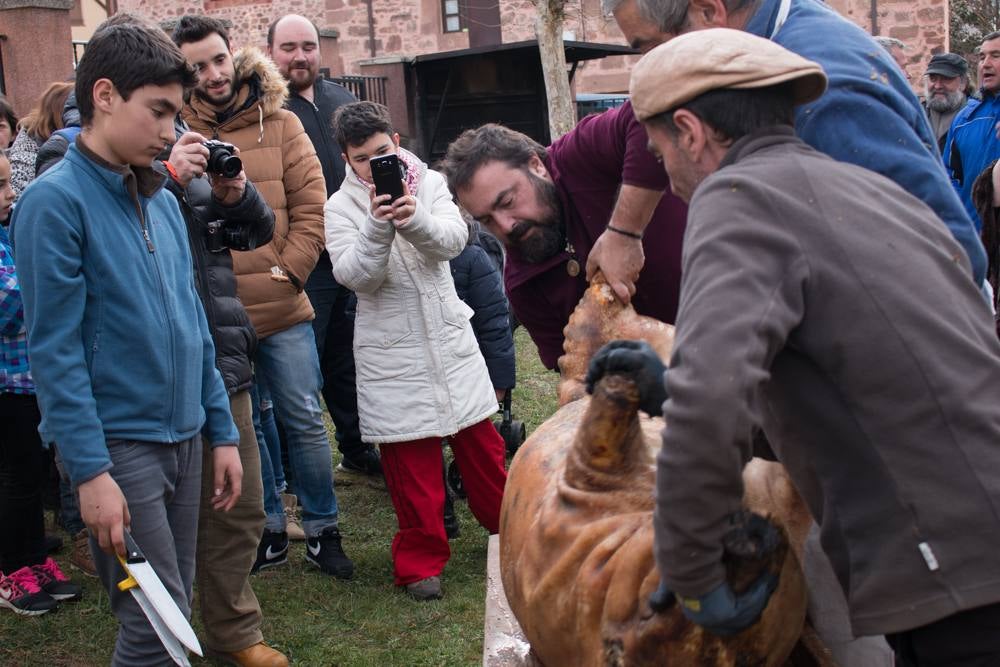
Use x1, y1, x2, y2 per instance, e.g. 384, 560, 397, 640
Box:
443, 102, 688, 369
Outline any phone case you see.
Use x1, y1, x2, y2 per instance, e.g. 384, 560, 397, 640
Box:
370, 154, 406, 201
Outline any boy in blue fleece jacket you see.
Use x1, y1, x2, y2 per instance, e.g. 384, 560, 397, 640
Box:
12, 20, 242, 665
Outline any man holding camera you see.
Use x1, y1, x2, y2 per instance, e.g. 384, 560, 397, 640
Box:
161, 127, 288, 667
174, 15, 355, 582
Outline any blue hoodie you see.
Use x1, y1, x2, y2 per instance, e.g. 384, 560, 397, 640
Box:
942, 94, 1000, 230
745, 0, 986, 286
12, 141, 238, 485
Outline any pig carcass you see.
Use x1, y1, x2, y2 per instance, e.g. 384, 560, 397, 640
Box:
499, 281, 829, 666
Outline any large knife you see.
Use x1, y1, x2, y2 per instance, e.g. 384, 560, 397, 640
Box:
116, 529, 203, 666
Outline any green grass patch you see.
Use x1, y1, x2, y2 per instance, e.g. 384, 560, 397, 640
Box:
1, 328, 559, 666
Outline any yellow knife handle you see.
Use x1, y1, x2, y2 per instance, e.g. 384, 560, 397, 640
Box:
116, 555, 139, 592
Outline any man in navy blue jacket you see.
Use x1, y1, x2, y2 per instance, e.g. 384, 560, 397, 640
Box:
600, 0, 987, 289
944, 31, 1000, 231
267, 14, 382, 478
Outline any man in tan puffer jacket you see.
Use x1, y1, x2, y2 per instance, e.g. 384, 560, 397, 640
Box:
173, 16, 353, 660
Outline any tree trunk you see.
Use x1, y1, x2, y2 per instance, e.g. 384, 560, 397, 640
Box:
534, 0, 576, 140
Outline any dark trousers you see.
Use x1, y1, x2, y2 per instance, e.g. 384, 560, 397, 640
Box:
305, 264, 364, 458
0, 392, 46, 572
887, 602, 1000, 666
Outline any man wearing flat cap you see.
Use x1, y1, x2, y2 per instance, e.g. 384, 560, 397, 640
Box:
944, 32, 1000, 230
923, 53, 971, 150
587, 29, 1000, 664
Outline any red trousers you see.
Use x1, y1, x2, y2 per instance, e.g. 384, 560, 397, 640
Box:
379, 418, 507, 586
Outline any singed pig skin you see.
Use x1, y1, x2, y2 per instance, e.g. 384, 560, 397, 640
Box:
499, 281, 813, 666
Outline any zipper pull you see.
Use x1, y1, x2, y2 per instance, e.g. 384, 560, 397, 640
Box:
143, 226, 155, 253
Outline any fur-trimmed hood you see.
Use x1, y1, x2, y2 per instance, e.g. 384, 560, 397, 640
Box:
181, 45, 327, 339
184, 46, 288, 134
233, 47, 287, 116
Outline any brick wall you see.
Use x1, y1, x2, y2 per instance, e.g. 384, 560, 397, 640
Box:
0, 3, 75, 118
115, 0, 947, 94
827, 0, 950, 82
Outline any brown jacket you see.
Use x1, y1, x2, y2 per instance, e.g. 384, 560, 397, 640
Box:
182, 47, 326, 338
657, 126, 1000, 637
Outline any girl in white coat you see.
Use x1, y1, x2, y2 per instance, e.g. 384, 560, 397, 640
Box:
324, 102, 507, 600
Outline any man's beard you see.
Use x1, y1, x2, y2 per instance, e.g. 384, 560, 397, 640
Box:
925, 86, 965, 113
509, 172, 565, 264
194, 81, 237, 109
285, 63, 318, 92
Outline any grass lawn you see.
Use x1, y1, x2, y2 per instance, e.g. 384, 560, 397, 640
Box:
0, 328, 559, 666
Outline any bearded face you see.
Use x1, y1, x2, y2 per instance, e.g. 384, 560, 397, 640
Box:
506, 171, 566, 264
280, 54, 318, 93
924, 78, 966, 113
269, 17, 321, 95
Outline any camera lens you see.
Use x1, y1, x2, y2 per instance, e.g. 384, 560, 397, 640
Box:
205, 142, 243, 179
210, 153, 242, 179
220, 154, 242, 178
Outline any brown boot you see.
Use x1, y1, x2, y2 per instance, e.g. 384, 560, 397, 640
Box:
69, 529, 97, 578
213, 642, 289, 667
281, 493, 305, 541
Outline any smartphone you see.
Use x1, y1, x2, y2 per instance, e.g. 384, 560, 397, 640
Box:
370, 154, 406, 202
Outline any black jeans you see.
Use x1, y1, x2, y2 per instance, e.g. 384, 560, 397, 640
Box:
305, 261, 364, 458
887, 602, 1000, 666
0, 392, 46, 572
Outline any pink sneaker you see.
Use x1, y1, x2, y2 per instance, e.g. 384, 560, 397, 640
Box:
32, 557, 82, 601
0, 567, 58, 615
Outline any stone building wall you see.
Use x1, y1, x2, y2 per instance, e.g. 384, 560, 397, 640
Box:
115, 0, 949, 94
827, 0, 950, 83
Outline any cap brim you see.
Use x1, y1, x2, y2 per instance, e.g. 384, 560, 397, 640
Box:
924, 66, 963, 78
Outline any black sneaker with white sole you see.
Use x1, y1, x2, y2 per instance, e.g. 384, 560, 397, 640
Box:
251, 529, 288, 574
305, 527, 354, 579
337, 447, 383, 477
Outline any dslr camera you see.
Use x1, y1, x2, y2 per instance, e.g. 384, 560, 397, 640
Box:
205, 219, 256, 254
202, 140, 243, 178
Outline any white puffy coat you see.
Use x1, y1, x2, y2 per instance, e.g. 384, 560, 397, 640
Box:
324, 151, 498, 443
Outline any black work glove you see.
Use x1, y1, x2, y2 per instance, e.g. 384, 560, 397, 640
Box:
648, 580, 677, 612
648, 574, 778, 637
585, 340, 668, 417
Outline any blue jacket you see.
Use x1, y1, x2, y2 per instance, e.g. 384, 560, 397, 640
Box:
746, 0, 986, 285
12, 142, 238, 485
450, 235, 515, 391
943, 94, 1000, 230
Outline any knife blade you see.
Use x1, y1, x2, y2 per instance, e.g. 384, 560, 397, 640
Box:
118, 530, 203, 658
125, 583, 193, 667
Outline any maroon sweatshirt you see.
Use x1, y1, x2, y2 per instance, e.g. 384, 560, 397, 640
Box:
503, 101, 688, 369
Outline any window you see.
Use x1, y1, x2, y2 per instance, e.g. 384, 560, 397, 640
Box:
442, 0, 463, 33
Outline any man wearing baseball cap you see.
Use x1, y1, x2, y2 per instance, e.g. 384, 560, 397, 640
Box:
923, 53, 972, 150
587, 28, 1000, 664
